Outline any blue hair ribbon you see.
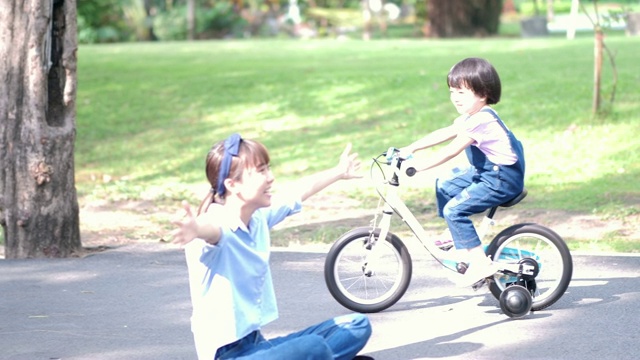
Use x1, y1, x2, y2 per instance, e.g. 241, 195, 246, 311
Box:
216, 133, 242, 198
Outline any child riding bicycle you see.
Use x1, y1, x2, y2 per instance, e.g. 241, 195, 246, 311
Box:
399, 57, 525, 288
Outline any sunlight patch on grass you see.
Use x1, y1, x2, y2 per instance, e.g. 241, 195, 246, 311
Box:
76, 38, 640, 217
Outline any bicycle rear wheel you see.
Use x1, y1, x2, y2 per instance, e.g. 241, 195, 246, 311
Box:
324, 227, 412, 313
486, 223, 573, 311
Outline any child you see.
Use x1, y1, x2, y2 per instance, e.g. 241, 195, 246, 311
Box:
399, 57, 525, 288
171, 133, 372, 360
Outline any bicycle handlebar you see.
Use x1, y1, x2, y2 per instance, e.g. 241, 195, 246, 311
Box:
382, 148, 417, 178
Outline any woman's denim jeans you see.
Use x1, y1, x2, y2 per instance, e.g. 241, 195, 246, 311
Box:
215, 313, 371, 360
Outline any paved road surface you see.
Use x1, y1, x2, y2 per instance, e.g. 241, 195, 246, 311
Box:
1, 243, 638, 360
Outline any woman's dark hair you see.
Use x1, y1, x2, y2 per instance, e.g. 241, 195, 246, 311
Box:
197, 138, 270, 214
447, 58, 501, 105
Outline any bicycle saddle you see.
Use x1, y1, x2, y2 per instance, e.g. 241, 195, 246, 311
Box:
500, 188, 528, 208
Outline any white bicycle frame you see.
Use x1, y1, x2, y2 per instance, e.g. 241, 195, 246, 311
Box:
367, 150, 534, 277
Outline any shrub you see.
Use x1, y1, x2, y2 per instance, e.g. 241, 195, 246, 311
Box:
153, 7, 188, 41
197, 2, 247, 38
77, 15, 99, 44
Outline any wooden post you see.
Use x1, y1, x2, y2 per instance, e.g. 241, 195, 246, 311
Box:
187, 0, 196, 40
593, 28, 603, 113
567, 0, 579, 39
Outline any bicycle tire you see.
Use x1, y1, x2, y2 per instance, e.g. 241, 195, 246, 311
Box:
324, 227, 412, 313
486, 223, 573, 311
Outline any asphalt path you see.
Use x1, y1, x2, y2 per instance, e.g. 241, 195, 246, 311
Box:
1, 242, 638, 360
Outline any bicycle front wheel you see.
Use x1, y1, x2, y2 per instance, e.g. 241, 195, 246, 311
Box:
486, 223, 573, 311
324, 227, 412, 313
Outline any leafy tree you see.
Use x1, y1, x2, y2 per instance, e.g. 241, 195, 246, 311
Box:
77, 0, 127, 42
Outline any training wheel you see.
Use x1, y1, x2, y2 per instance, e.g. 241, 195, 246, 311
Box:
500, 285, 532, 318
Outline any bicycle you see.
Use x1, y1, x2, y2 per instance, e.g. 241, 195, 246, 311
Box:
324, 149, 573, 318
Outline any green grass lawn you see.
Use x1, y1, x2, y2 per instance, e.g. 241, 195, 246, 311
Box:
75, 35, 640, 251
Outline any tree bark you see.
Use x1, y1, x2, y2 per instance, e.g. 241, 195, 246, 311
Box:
428, 0, 503, 38
187, 0, 196, 40
0, 0, 81, 258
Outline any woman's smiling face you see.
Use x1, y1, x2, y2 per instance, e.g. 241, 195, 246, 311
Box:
234, 162, 274, 209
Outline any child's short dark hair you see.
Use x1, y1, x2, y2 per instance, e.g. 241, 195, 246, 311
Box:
447, 58, 501, 105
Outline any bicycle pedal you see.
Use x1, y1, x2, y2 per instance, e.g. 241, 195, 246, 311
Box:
439, 245, 454, 251
471, 279, 487, 291
456, 262, 469, 274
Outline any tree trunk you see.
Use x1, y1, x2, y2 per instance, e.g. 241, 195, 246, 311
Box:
187, 0, 196, 40
546, 0, 554, 22
0, 0, 81, 258
428, 0, 503, 38
626, 12, 640, 36
362, 0, 373, 40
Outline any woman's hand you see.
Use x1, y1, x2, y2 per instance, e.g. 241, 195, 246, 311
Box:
171, 201, 200, 246
337, 143, 362, 180
297, 143, 362, 202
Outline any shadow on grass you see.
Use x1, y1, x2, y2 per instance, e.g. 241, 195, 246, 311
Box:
75, 39, 640, 236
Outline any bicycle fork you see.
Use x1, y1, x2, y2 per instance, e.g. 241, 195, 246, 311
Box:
360, 204, 395, 276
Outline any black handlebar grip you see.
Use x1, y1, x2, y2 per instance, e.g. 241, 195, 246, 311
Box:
406, 167, 416, 177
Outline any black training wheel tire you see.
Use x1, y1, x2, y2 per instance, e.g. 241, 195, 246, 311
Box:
500, 285, 532, 318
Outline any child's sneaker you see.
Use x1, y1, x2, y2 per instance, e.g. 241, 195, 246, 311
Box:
455, 257, 497, 288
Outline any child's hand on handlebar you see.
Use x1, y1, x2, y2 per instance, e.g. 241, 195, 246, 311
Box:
400, 157, 418, 177
397, 147, 414, 160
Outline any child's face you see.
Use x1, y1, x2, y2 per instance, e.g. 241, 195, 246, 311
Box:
449, 85, 486, 115
234, 162, 274, 209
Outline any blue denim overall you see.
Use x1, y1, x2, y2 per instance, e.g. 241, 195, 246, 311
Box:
435, 108, 525, 250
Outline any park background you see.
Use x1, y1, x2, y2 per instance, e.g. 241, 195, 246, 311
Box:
2, 0, 640, 257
